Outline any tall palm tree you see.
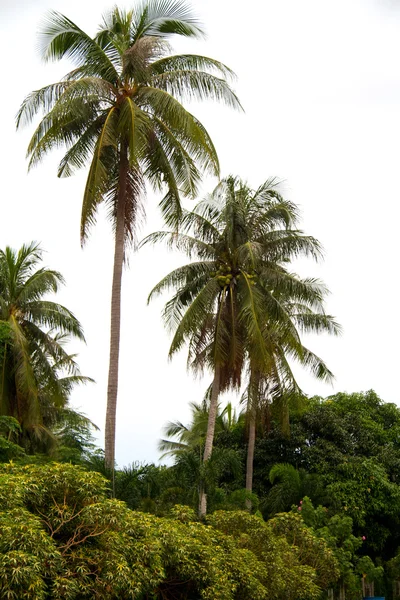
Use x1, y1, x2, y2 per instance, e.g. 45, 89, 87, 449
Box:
0, 242, 88, 449
144, 175, 337, 516
16, 2, 241, 470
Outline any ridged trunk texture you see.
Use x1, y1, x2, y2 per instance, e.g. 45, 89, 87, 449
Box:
246, 370, 259, 510
245, 409, 256, 510
198, 364, 221, 518
104, 142, 128, 472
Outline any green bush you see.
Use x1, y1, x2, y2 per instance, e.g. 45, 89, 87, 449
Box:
0, 463, 340, 599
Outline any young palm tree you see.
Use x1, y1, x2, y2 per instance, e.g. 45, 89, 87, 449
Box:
243, 295, 340, 506
264, 463, 326, 515
16, 2, 241, 469
159, 399, 243, 459
0, 242, 88, 449
144, 175, 338, 516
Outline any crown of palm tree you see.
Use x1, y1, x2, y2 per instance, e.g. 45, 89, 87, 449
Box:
159, 399, 244, 458
144, 175, 338, 387
17, 2, 241, 238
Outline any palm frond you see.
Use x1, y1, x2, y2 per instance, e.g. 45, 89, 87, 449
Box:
16, 82, 69, 129
150, 54, 236, 79
149, 70, 242, 109
167, 279, 220, 355
141, 230, 215, 259
24, 301, 85, 341
80, 108, 118, 243
131, 0, 204, 40
39, 11, 119, 82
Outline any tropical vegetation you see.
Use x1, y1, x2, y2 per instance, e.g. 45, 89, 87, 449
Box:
0, 1, 395, 599
0, 461, 338, 600
2, 391, 400, 599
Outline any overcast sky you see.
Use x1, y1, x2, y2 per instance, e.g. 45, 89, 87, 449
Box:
1, 0, 400, 466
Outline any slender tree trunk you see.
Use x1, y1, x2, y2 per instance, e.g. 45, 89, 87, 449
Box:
339, 582, 345, 600
245, 409, 256, 510
1, 343, 7, 412
245, 370, 259, 510
104, 142, 129, 473
198, 364, 221, 518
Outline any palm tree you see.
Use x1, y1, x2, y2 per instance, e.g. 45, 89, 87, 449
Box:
0, 242, 88, 449
243, 300, 339, 507
159, 399, 243, 459
144, 175, 337, 516
263, 463, 326, 515
16, 2, 241, 470
242, 262, 341, 505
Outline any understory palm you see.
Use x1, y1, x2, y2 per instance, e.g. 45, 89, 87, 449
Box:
159, 399, 243, 459
244, 293, 340, 504
264, 463, 326, 515
0, 243, 88, 451
145, 175, 339, 515
17, 2, 241, 469
243, 263, 341, 503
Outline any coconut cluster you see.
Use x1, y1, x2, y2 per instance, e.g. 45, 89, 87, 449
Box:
210, 265, 258, 288
210, 264, 234, 287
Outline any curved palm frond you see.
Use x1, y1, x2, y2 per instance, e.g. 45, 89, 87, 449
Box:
130, 0, 204, 40
38, 10, 119, 81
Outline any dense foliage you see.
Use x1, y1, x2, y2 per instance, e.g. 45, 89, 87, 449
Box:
0, 462, 337, 600
105, 390, 400, 599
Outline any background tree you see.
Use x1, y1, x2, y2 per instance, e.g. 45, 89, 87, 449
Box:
17, 2, 241, 471
0, 242, 90, 452
157, 399, 244, 514
159, 399, 243, 459
0, 416, 25, 461
263, 463, 325, 514
244, 282, 340, 505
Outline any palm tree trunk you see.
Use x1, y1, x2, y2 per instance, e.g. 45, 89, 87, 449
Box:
339, 582, 345, 600
245, 408, 256, 509
104, 142, 128, 472
198, 364, 221, 518
245, 370, 259, 510
1, 343, 7, 413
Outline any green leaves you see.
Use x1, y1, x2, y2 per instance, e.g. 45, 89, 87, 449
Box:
150, 69, 241, 107
130, 0, 205, 40
80, 108, 118, 242
38, 11, 119, 82
0, 242, 89, 451
0, 462, 340, 600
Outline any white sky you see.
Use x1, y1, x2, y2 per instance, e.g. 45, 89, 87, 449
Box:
1, 0, 400, 466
